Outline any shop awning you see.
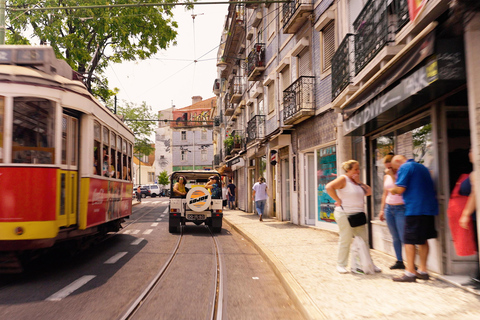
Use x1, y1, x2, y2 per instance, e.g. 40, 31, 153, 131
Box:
343, 36, 466, 136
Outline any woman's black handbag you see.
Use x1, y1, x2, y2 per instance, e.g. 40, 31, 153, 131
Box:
347, 212, 367, 227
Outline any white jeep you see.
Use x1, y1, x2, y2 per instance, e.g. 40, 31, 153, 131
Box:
168, 170, 223, 233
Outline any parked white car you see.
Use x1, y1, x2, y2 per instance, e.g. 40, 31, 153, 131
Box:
145, 184, 160, 197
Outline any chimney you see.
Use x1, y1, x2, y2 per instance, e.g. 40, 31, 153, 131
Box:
192, 96, 203, 105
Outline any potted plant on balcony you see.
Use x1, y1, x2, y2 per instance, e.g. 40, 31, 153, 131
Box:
224, 135, 234, 154
233, 135, 242, 149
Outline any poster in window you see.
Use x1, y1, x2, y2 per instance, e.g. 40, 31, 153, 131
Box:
317, 146, 337, 223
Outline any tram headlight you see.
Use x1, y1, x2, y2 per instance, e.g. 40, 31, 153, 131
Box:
15, 227, 24, 235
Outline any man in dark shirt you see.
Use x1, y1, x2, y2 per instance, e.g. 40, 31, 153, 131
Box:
227, 179, 236, 209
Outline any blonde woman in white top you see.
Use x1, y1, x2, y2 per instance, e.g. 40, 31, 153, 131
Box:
326, 160, 381, 274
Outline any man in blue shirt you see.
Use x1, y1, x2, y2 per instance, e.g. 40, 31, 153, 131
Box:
388, 155, 438, 282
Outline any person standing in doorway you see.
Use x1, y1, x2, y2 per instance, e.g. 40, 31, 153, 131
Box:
379, 154, 406, 270
252, 177, 268, 221
227, 179, 236, 209
389, 155, 439, 282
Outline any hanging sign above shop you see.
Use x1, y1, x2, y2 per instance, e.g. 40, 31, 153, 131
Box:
270, 150, 277, 166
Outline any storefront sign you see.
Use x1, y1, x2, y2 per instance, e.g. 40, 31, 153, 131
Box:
344, 65, 435, 134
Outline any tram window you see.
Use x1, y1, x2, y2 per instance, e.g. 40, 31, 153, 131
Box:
71, 118, 78, 166
117, 150, 122, 179
123, 154, 128, 180
62, 116, 67, 164
103, 127, 109, 146
0, 96, 4, 163
94, 121, 101, 175
12, 98, 55, 164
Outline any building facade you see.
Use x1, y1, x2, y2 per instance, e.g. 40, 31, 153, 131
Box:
213, 0, 480, 278
171, 96, 216, 171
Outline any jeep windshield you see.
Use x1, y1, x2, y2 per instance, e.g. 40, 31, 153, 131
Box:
170, 170, 222, 199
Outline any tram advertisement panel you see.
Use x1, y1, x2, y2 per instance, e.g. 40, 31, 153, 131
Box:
87, 179, 130, 227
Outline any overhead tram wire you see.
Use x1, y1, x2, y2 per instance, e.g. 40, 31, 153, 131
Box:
7, 1, 292, 12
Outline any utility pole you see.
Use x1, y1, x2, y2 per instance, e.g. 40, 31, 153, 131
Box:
0, 0, 6, 45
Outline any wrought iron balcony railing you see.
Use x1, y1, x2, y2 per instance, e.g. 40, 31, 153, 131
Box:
224, 93, 235, 116
214, 153, 221, 166
247, 115, 266, 144
354, 0, 392, 75
283, 76, 315, 125
331, 34, 355, 100
393, 0, 409, 32
247, 43, 266, 81
229, 76, 245, 103
282, 0, 313, 34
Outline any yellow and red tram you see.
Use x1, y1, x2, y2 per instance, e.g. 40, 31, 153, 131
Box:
0, 46, 134, 271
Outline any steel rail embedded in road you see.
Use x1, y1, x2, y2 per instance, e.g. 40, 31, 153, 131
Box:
118, 225, 225, 320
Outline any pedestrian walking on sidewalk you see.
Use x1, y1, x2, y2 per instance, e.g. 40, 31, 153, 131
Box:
252, 177, 268, 221
227, 179, 236, 209
389, 155, 438, 282
325, 160, 381, 274
379, 154, 406, 270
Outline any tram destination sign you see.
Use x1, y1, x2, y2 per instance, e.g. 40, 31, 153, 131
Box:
0, 47, 46, 65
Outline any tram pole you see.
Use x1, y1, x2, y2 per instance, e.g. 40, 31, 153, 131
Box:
0, 0, 5, 45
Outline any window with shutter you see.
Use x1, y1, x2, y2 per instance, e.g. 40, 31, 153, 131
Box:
268, 83, 275, 113
298, 48, 312, 76
281, 65, 290, 91
322, 21, 335, 72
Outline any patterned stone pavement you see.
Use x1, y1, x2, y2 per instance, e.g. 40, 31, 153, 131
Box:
222, 209, 480, 320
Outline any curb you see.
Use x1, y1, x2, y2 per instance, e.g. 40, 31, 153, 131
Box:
223, 216, 326, 320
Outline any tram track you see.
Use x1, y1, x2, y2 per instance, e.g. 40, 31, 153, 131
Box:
118, 225, 225, 320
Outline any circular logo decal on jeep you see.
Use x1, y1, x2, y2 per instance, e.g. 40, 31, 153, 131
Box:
186, 187, 211, 212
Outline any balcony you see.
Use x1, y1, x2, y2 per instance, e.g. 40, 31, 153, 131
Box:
354, 0, 393, 75
247, 43, 266, 81
331, 34, 355, 100
229, 76, 245, 104
247, 115, 266, 144
231, 130, 244, 152
213, 78, 221, 95
282, 0, 313, 34
283, 76, 315, 125
224, 94, 235, 116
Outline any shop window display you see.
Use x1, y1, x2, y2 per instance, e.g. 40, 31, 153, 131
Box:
317, 146, 337, 222
372, 117, 432, 218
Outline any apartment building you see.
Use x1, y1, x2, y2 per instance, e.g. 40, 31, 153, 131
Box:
213, 0, 480, 277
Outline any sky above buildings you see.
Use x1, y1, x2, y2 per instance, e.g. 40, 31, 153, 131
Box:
105, 1, 227, 116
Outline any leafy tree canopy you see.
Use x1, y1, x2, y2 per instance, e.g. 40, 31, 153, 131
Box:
118, 101, 157, 156
158, 170, 170, 186
6, 0, 179, 102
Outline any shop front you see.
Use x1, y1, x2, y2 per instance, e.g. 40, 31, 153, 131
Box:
341, 29, 471, 275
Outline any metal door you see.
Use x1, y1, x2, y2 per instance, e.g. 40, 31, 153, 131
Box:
58, 114, 79, 227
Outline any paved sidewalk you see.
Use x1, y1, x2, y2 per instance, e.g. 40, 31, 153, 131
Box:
223, 209, 480, 320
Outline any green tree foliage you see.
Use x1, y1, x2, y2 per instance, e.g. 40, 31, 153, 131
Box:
157, 170, 170, 186
6, 0, 178, 102
117, 101, 156, 156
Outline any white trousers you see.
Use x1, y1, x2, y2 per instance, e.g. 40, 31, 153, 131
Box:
335, 209, 370, 267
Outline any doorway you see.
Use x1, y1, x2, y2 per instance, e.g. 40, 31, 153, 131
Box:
282, 158, 291, 221
305, 153, 315, 225
58, 113, 79, 227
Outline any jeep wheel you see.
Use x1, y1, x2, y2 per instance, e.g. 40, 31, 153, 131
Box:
142, 193, 146, 198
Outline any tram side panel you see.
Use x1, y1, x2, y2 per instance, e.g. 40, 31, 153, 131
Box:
0, 167, 58, 250
79, 178, 132, 230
